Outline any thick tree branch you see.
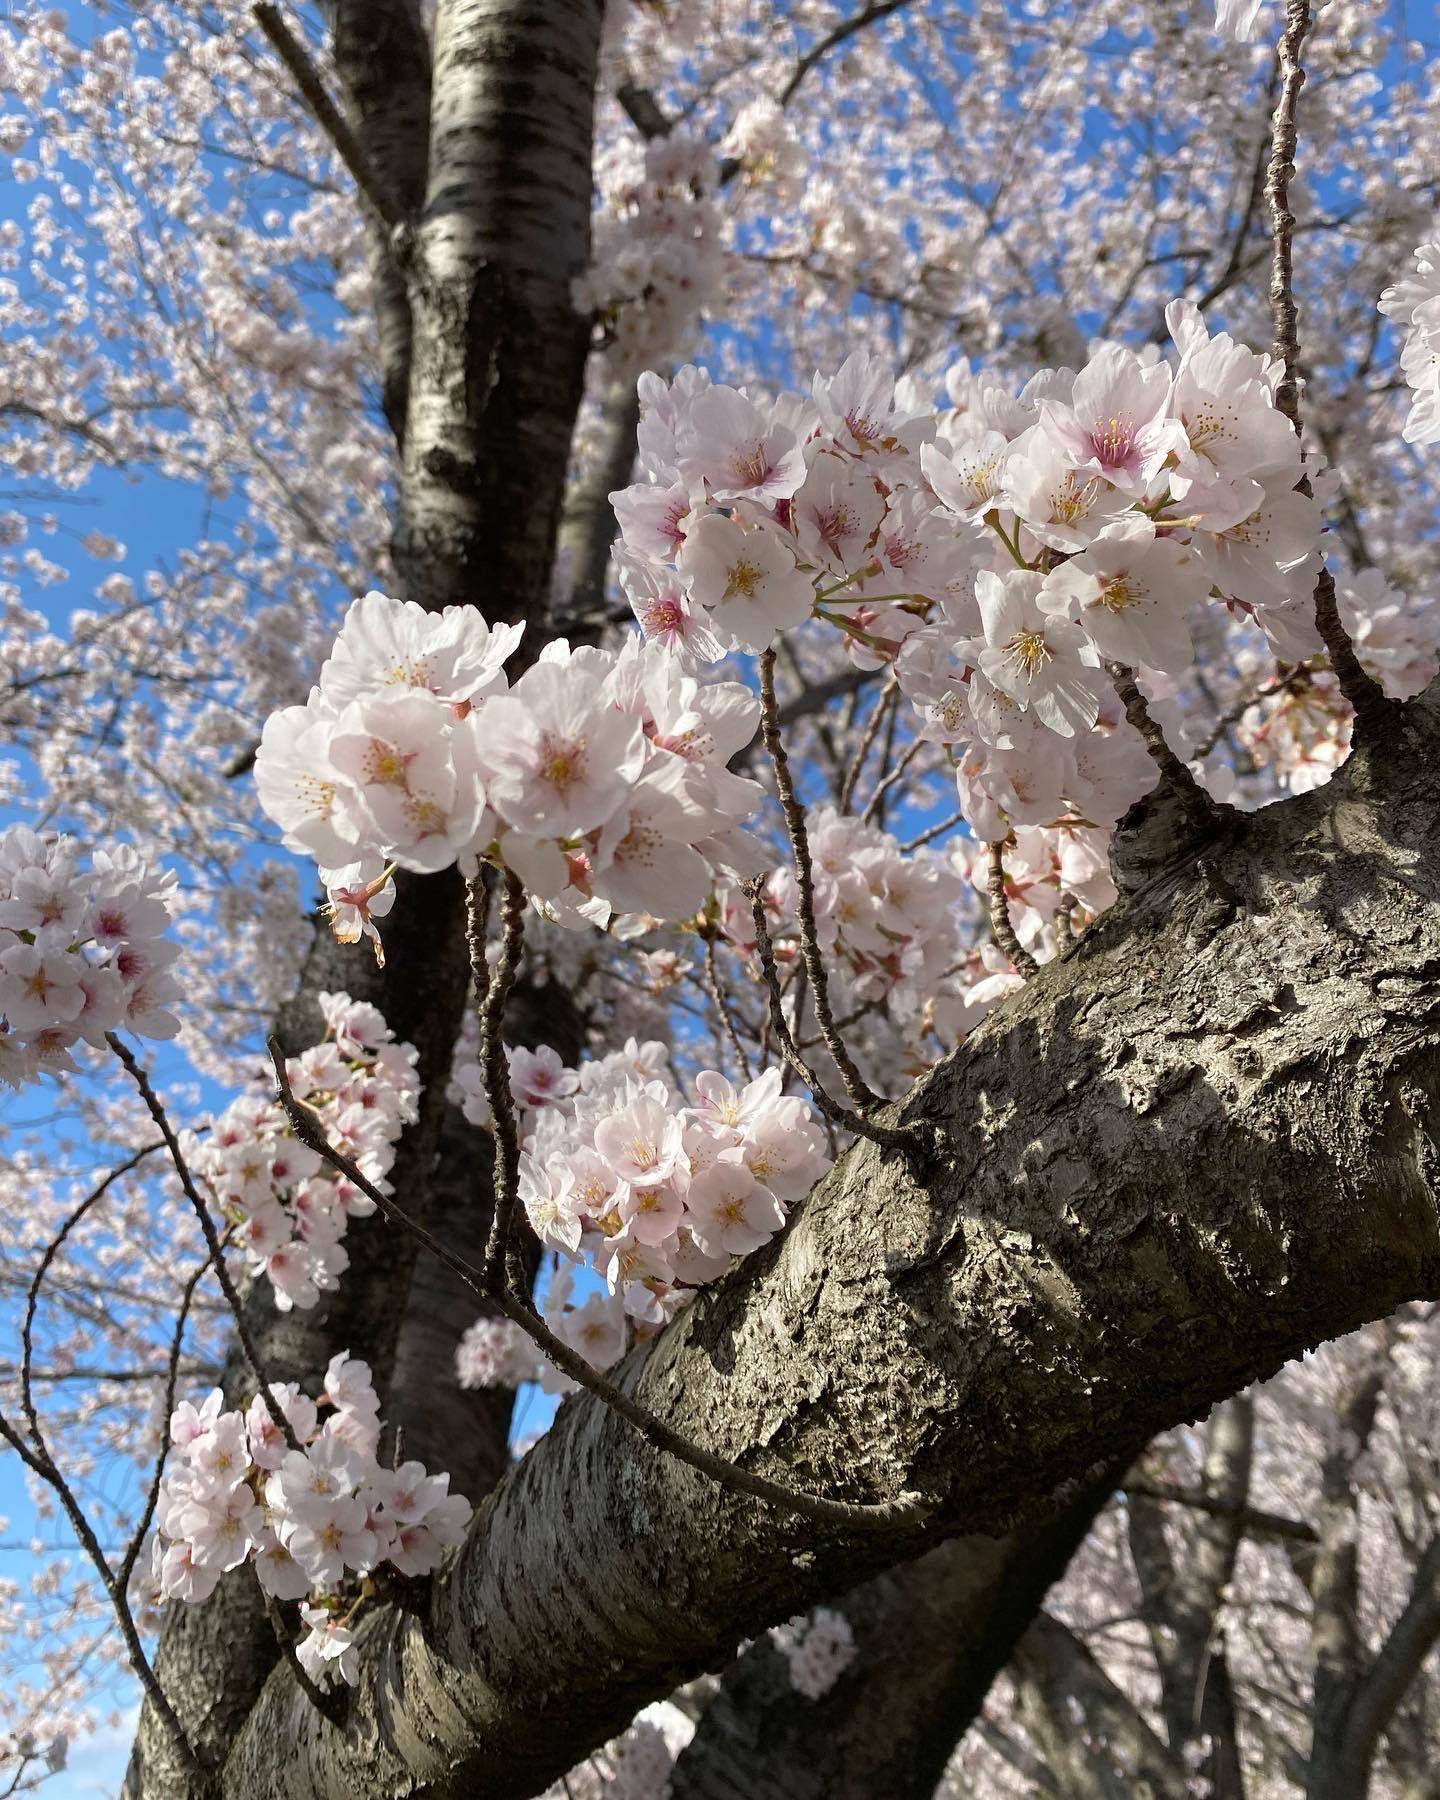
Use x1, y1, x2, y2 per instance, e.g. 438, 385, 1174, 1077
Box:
252, 4, 405, 233
1332, 1536, 1440, 1797
223, 686, 1440, 1798
323, 0, 434, 445
1013, 1611, 1189, 1799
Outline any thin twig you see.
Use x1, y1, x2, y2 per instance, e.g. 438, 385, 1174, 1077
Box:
837, 675, 898, 813
759, 649, 884, 1113
267, 1041, 931, 1533
117, 1251, 213, 1595
1264, 0, 1390, 729
775, 0, 916, 107
21, 1142, 164, 1457
902, 809, 967, 852
470, 871, 528, 1285
1193, 667, 1306, 759
1108, 664, 1219, 826
251, 3, 405, 237
0, 1405, 209, 1786
862, 735, 926, 825
743, 882, 920, 1157
987, 842, 1039, 978
702, 931, 755, 1080
107, 1034, 301, 1456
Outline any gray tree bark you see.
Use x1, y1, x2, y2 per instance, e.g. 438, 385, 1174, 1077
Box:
391, 0, 599, 619
322, 0, 433, 446
217, 686, 1440, 1797
553, 379, 642, 633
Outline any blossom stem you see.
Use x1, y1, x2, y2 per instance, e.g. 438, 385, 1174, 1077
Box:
985, 509, 1030, 569
1265, 0, 1390, 728
758, 649, 884, 1113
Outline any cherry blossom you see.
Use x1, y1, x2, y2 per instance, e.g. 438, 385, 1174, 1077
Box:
0, 824, 180, 1089
184, 992, 418, 1312
1379, 239, 1440, 447
152, 1355, 471, 1686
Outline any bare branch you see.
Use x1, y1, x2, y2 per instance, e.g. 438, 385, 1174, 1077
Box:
251, 3, 406, 237
106, 1034, 301, 1457
774, 1, 916, 109
759, 648, 885, 1113
987, 841, 1038, 978
1122, 1479, 1318, 1546
1263, 0, 1390, 729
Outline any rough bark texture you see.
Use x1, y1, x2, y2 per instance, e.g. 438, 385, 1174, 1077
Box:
220, 690, 1440, 1798
392, 0, 599, 618
669, 1467, 1123, 1800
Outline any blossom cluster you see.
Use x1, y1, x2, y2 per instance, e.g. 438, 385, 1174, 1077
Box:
1380, 240, 1440, 447
721, 804, 967, 1016
772, 1606, 858, 1699
454, 1036, 828, 1333
150, 1353, 471, 1688
183, 991, 418, 1312
610, 309, 1337, 846
576, 129, 727, 378
0, 824, 180, 1090
254, 593, 766, 940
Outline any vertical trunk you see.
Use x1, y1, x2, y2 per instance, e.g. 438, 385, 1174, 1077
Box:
323, 0, 433, 446
125, 6, 603, 1792
554, 378, 642, 631
393, 0, 600, 619
1012, 1612, 1190, 1800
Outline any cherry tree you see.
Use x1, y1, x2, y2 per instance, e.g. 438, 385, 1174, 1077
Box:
3, 0, 1440, 1795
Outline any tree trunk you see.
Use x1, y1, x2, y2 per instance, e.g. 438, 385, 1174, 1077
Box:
125, 4, 602, 1792
1012, 1612, 1189, 1799
220, 689, 1440, 1798
391, 0, 599, 619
